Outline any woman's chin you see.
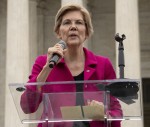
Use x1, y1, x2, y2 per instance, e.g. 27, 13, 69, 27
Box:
67, 39, 80, 45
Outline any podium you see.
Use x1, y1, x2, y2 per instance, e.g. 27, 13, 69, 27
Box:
9, 79, 142, 127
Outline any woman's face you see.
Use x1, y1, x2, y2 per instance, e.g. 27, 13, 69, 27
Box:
57, 10, 87, 47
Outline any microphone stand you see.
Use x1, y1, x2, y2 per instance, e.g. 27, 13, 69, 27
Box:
96, 33, 139, 104
115, 33, 126, 79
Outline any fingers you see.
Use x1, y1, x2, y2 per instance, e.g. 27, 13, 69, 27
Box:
47, 43, 65, 64
87, 100, 104, 107
49, 44, 64, 56
63, 49, 67, 54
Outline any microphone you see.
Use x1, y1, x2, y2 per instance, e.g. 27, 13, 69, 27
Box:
49, 40, 66, 68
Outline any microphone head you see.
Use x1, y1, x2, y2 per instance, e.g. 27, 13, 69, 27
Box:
115, 33, 126, 42
58, 40, 67, 49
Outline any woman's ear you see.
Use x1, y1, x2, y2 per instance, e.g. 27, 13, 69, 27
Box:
85, 34, 89, 41
56, 34, 61, 39
56, 31, 62, 39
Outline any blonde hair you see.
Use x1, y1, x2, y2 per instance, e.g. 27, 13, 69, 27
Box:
54, 4, 94, 37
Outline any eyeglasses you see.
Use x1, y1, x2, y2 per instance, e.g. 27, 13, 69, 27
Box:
61, 19, 86, 27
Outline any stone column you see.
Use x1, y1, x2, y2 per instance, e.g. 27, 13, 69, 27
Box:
115, 0, 141, 79
5, 0, 29, 127
115, 0, 143, 127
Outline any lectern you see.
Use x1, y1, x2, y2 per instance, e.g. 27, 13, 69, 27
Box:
9, 79, 142, 127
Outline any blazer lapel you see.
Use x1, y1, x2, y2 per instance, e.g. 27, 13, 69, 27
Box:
83, 48, 97, 80
84, 66, 96, 80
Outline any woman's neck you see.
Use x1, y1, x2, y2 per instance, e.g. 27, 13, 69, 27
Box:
64, 46, 85, 76
64, 46, 85, 62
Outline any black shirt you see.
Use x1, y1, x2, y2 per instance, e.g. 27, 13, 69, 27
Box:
73, 72, 90, 127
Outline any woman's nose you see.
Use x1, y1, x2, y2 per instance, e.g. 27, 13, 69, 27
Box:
70, 22, 77, 30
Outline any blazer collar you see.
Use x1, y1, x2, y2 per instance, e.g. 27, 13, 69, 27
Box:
83, 48, 97, 80
83, 47, 97, 67
58, 48, 97, 66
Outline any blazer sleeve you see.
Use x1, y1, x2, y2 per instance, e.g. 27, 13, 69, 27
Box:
28, 55, 46, 83
104, 58, 123, 127
20, 56, 46, 114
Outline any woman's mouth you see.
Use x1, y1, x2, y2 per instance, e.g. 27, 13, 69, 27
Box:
69, 33, 78, 38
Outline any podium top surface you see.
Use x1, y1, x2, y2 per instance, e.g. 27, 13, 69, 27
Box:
9, 79, 140, 86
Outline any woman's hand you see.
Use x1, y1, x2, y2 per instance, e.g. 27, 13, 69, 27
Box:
37, 43, 66, 86
87, 100, 104, 107
45, 43, 65, 67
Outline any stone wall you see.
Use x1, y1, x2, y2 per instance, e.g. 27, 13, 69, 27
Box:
36, 0, 61, 57
88, 0, 116, 69
0, 0, 6, 126
139, 0, 150, 78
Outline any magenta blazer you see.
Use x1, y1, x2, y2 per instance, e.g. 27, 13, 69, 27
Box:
21, 48, 122, 127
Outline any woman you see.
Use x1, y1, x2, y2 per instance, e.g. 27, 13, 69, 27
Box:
21, 4, 122, 127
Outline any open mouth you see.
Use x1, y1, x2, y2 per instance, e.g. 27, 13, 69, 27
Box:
69, 34, 78, 38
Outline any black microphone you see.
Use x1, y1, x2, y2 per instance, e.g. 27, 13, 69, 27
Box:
49, 40, 66, 68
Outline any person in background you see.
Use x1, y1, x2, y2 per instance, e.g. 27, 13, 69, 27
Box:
21, 4, 122, 127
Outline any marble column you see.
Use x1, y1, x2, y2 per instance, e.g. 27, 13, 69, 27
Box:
115, 0, 141, 79
116, 0, 143, 127
5, 0, 30, 127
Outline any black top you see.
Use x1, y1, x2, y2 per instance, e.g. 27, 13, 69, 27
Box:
74, 71, 84, 106
73, 72, 90, 127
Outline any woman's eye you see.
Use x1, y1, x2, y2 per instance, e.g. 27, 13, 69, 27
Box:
76, 21, 85, 25
62, 21, 71, 25
62, 20, 85, 26
76, 21, 82, 24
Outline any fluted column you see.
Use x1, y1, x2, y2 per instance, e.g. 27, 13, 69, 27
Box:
116, 0, 141, 79
116, 0, 143, 127
5, 0, 29, 127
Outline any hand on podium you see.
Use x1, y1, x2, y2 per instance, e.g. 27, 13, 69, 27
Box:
87, 100, 104, 106
60, 100, 104, 121
83, 100, 104, 120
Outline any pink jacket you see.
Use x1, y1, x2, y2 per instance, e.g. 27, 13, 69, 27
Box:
21, 48, 122, 127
